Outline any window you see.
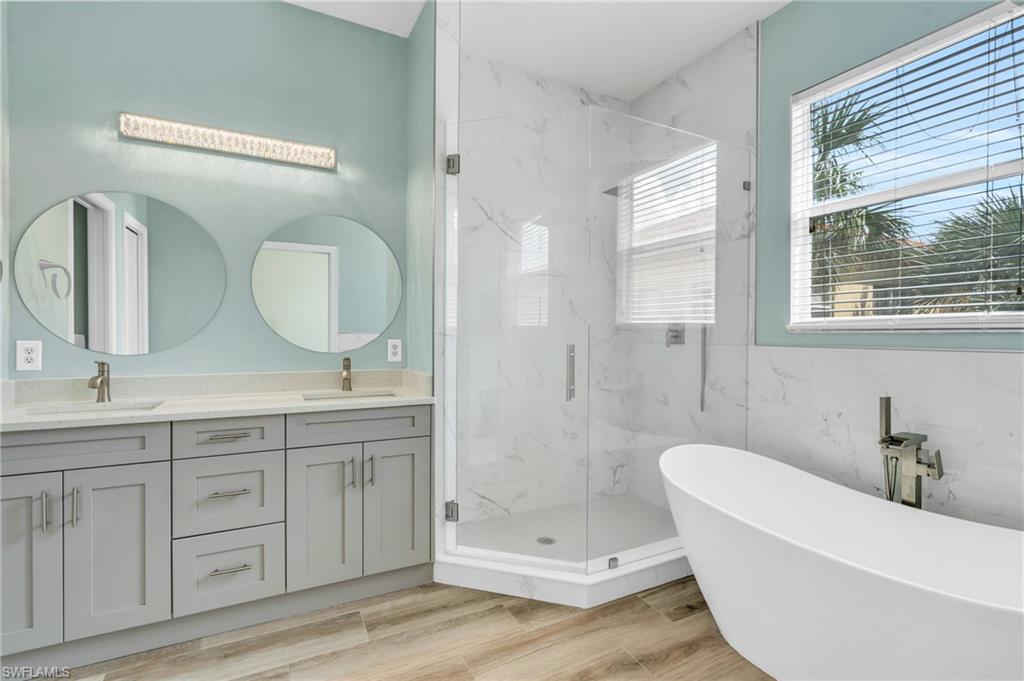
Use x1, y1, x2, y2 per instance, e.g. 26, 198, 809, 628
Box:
617, 143, 717, 325
790, 3, 1024, 330
515, 220, 550, 327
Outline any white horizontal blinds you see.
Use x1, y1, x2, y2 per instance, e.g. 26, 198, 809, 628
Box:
791, 6, 1024, 328
617, 144, 717, 325
515, 221, 550, 327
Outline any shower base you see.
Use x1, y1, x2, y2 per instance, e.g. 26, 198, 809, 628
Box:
435, 495, 690, 608
457, 495, 679, 565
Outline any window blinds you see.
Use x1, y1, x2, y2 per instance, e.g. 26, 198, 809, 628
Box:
616, 143, 717, 325
515, 221, 550, 327
790, 5, 1024, 330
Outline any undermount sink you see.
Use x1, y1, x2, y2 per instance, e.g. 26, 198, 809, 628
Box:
18, 399, 165, 416
301, 390, 397, 401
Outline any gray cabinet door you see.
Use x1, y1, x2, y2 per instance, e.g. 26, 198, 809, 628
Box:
286, 444, 363, 592
363, 437, 430, 575
1, 473, 63, 654
63, 462, 171, 640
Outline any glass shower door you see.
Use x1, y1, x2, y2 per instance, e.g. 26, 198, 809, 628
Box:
451, 108, 593, 570
586, 107, 751, 572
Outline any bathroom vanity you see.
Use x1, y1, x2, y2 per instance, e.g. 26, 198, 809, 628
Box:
0, 392, 433, 667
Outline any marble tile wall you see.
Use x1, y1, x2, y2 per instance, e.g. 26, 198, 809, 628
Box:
593, 26, 758, 510
454, 53, 628, 526
441, 15, 1022, 548
452, 26, 758, 529
747, 346, 1024, 530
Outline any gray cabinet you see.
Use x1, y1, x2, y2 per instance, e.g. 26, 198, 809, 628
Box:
286, 444, 363, 592
1, 473, 63, 655
172, 524, 285, 616
172, 451, 284, 537
0, 423, 169, 475
0, 403, 431, 655
286, 406, 430, 448
63, 462, 171, 640
364, 437, 431, 575
285, 435, 431, 591
172, 416, 284, 459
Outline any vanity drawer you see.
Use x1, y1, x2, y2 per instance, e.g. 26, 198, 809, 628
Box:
286, 406, 430, 448
172, 416, 284, 459
0, 423, 170, 475
172, 524, 285, 617
172, 451, 284, 538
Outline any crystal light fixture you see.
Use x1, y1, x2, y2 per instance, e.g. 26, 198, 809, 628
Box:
119, 113, 336, 170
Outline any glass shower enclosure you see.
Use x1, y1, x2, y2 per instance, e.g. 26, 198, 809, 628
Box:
447, 105, 751, 575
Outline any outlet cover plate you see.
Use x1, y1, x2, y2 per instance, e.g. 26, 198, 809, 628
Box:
387, 339, 402, 363
16, 340, 43, 371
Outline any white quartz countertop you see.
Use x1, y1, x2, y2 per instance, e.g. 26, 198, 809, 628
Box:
0, 388, 434, 432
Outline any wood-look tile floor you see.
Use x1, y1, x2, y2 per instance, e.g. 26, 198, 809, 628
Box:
70, 577, 772, 681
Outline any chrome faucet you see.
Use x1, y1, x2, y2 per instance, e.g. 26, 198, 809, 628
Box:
341, 357, 352, 391
879, 396, 942, 508
87, 361, 111, 403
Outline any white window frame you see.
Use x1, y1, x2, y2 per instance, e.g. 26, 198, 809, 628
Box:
788, 1, 1024, 332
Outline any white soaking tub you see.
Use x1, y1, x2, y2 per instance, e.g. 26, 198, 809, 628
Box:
660, 444, 1024, 680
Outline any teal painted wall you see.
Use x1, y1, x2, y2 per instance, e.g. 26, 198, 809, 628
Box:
405, 2, 436, 374
146, 198, 226, 351
5, 1, 433, 377
757, 0, 1024, 350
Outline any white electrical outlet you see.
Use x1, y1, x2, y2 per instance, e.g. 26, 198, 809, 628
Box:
16, 340, 43, 371
387, 339, 402, 363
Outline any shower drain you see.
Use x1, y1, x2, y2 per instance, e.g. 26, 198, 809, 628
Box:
536, 536, 556, 545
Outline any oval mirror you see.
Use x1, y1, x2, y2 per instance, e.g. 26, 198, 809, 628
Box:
252, 216, 402, 353
15, 192, 226, 355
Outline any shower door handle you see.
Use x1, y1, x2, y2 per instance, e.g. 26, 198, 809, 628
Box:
566, 344, 576, 402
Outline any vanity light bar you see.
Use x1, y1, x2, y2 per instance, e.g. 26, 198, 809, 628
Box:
118, 113, 336, 170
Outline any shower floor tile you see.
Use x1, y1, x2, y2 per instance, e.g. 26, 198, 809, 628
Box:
456, 494, 678, 563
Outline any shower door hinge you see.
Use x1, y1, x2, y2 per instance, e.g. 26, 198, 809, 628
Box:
446, 154, 461, 175
445, 500, 459, 522
742, 180, 751, 191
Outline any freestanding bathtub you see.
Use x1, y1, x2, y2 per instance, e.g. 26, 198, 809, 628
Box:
660, 444, 1024, 680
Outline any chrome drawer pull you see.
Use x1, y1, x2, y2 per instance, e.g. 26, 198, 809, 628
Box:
71, 487, 80, 527
208, 488, 252, 499
40, 490, 49, 533
347, 457, 357, 488
209, 563, 252, 577
205, 431, 253, 442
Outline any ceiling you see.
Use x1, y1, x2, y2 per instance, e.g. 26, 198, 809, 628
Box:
285, 1, 427, 38
461, 1, 788, 101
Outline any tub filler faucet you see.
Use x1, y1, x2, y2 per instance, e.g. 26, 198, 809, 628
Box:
879, 396, 943, 508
